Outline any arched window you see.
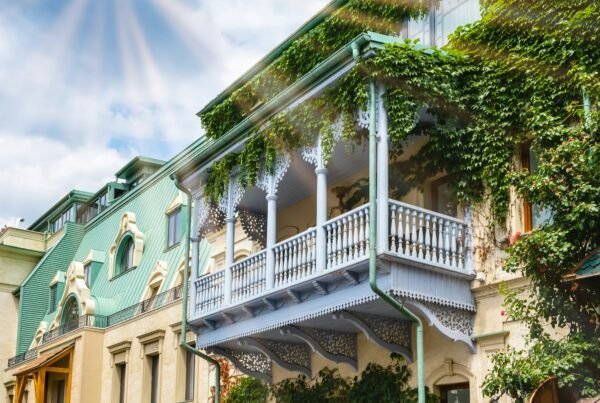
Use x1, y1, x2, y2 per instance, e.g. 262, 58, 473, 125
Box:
116, 236, 135, 276
61, 297, 80, 325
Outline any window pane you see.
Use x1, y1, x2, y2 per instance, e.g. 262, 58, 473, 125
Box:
84, 264, 91, 287
435, 0, 480, 46
185, 350, 195, 400
528, 148, 552, 227
150, 355, 159, 403
118, 364, 126, 403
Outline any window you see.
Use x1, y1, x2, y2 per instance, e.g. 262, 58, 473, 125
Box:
52, 208, 73, 233
185, 349, 196, 401
117, 237, 135, 276
406, 0, 480, 47
431, 177, 458, 217
150, 355, 160, 403
84, 263, 92, 288
116, 363, 126, 403
61, 297, 80, 325
49, 284, 58, 312
167, 208, 182, 248
522, 146, 552, 231
440, 382, 470, 403
56, 379, 66, 403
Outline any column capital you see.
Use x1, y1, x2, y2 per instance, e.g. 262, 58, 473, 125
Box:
266, 195, 278, 202
315, 167, 328, 175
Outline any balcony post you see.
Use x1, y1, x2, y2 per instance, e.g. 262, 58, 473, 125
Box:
223, 177, 239, 305
376, 84, 389, 254
316, 135, 328, 273
265, 194, 278, 289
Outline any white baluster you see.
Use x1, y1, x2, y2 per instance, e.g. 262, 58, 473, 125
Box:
341, 217, 348, 264
451, 222, 457, 269
348, 215, 355, 260
443, 220, 450, 265
300, 235, 307, 278
405, 208, 411, 256
411, 210, 417, 257
397, 206, 404, 255
417, 212, 424, 259
283, 245, 289, 286
358, 211, 365, 257
424, 214, 431, 260
390, 205, 397, 253
431, 217, 438, 263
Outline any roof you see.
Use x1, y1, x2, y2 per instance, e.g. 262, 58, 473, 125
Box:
179, 32, 404, 180
564, 248, 600, 282
28, 190, 94, 232
115, 156, 166, 180
13, 343, 73, 376
198, 0, 348, 115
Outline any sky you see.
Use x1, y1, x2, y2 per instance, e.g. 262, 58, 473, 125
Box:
0, 0, 329, 229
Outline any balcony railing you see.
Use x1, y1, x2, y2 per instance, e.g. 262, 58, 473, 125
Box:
193, 200, 470, 317
8, 285, 184, 368
42, 314, 108, 344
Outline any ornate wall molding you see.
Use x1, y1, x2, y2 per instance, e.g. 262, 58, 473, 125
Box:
108, 212, 144, 277
49, 261, 95, 331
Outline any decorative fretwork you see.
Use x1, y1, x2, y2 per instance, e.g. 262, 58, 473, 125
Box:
282, 326, 357, 369
301, 116, 344, 169
256, 154, 290, 197
217, 175, 245, 218
238, 209, 266, 248
195, 196, 225, 237
422, 301, 474, 336
302, 327, 357, 360
208, 346, 272, 383
353, 312, 411, 349
260, 339, 311, 369
240, 338, 311, 376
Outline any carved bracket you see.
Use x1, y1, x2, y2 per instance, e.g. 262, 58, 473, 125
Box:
239, 338, 311, 378
256, 154, 291, 197
207, 346, 272, 384
281, 325, 357, 370
404, 300, 476, 353
332, 310, 413, 362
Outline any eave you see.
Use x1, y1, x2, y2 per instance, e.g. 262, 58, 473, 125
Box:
178, 32, 404, 183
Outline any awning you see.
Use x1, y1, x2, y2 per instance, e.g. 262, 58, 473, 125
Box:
14, 343, 74, 403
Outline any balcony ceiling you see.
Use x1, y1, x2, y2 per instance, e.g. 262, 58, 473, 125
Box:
238, 140, 369, 214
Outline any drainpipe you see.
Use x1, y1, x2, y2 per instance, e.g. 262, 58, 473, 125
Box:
583, 88, 592, 128
366, 79, 425, 403
171, 174, 221, 403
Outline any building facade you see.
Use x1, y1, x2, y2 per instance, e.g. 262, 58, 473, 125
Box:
2, 1, 560, 402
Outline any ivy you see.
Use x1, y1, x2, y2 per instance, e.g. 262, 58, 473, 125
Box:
199, 0, 429, 140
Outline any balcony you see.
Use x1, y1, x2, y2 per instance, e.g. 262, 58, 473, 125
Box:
189, 198, 475, 382
182, 33, 477, 383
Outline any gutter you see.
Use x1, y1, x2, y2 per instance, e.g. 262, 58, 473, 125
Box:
366, 78, 425, 402
171, 174, 221, 403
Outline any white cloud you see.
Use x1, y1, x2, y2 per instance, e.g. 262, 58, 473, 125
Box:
0, 0, 329, 227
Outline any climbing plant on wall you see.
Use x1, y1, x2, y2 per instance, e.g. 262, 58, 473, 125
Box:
201, 0, 599, 397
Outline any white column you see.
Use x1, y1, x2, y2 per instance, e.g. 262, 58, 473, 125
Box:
376, 84, 389, 254
224, 178, 236, 305
265, 194, 277, 289
315, 135, 328, 272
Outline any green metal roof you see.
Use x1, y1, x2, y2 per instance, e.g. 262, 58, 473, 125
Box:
28, 190, 93, 232
115, 156, 166, 180
574, 249, 600, 278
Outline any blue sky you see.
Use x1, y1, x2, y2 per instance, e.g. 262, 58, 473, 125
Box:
0, 0, 328, 228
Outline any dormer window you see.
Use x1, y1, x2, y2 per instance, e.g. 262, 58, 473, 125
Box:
84, 263, 92, 288
116, 236, 136, 276
167, 208, 182, 248
49, 284, 58, 312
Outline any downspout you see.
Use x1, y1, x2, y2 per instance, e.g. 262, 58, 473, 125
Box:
365, 77, 425, 402
171, 174, 221, 403
583, 88, 592, 128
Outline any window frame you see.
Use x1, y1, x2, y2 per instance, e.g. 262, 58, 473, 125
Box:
184, 348, 196, 401
166, 207, 182, 249
114, 235, 136, 278
49, 284, 58, 313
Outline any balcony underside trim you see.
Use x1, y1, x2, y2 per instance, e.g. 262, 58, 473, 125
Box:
239, 338, 312, 378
